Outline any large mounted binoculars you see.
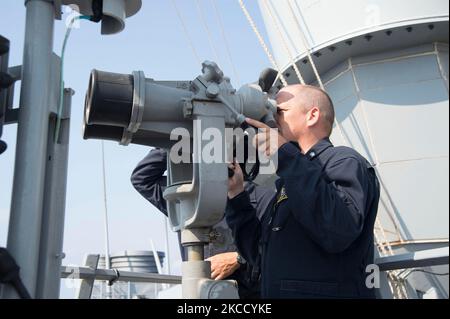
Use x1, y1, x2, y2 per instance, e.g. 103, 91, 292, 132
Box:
83, 61, 278, 232
83, 61, 278, 149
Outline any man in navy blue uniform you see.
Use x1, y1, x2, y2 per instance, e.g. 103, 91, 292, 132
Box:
227, 84, 380, 298
130, 148, 274, 298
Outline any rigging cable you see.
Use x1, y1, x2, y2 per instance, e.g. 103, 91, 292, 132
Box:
285, 0, 324, 89
101, 141, 113, 297
211, 0, 241, 86
54, 14, 91, 142
170, 0, 201, 65
261, 0, 305, 85
101, 141, 111, 271
195, 0, 222, 66
237, 0, 287, 86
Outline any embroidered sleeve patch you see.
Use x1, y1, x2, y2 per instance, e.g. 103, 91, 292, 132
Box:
276, 187, 288, 205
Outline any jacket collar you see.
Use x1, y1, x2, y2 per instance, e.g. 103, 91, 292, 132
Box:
275, 138, 333, 190
305, 138, 333, 160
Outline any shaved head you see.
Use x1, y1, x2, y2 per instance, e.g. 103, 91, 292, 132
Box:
277, 84, 335, 136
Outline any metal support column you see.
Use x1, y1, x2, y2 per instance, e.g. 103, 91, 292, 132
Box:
3, 0, 55, 298
36, 88, 74, 299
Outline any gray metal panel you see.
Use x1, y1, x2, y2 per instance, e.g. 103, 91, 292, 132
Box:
353, 54, 443, 91
351, 43, 435, 66
359, 79, 449, 162
319, 60, 350, 85
436, 44, 449, 89
325, 70, 357, 104
322, 46, 449, 244
377, 157, 449, 240
329, 94, 375, 163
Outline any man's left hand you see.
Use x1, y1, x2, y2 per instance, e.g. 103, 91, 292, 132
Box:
207, 252, 240, 280
245, 118, 288, 157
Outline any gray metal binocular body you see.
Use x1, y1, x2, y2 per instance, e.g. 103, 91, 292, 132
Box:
83, 61, 277, 232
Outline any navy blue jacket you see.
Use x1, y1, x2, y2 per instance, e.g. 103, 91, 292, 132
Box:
130, 148, 274, 298
226, 139, 380, 298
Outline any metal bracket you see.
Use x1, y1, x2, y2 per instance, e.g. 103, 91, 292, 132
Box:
5, 109, 19, 125
75, 254, 99, 299
120, 70, 145, 145
53, 0, 62, 20
119, 129, 132, 146
108, 269, 120, 286
127, 70, 146, 134
6, 54, 64, 126
3, 65, 22, 125
164, 111, 227, 231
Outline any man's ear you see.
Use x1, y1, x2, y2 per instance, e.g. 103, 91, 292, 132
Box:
306, 107, 320, 127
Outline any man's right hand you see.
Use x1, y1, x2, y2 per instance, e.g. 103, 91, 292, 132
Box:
207, 252, 240, 280
228, 161, 244, 199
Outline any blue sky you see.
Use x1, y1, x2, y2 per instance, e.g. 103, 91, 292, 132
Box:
0, 0, 271, 298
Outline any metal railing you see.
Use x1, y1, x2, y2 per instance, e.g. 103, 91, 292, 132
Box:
61, 247, 448, 299
60, 254, 181, 299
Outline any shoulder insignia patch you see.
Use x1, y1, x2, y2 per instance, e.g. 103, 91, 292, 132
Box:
276, 187, 288, 205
